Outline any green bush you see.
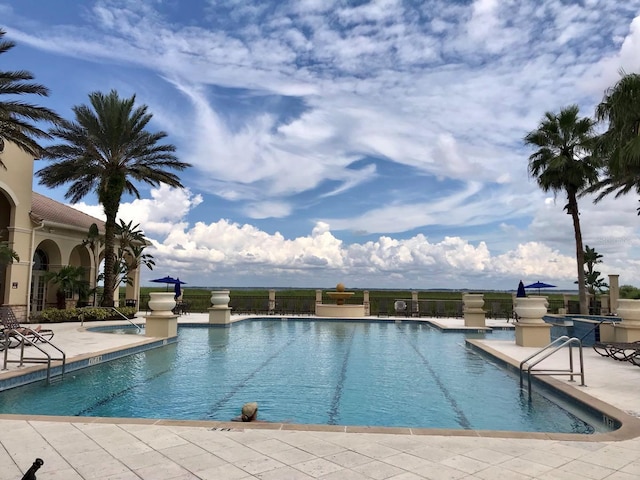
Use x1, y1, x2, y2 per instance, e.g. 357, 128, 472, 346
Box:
33, 307, 137, 323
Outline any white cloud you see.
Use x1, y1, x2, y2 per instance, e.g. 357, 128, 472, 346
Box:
65, 183, 640, 289
69, 185, 203, 236
11, 0, 640, 289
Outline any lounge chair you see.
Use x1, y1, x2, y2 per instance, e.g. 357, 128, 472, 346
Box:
0, 329, 19, 350
0, 306, 54, 345
377, 301, 389, 317
593, 341, 640, 365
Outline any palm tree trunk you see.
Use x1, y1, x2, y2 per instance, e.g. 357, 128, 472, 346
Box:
99, 175, 126, 308
568, 192, 588, 314
101, 213, 116, 307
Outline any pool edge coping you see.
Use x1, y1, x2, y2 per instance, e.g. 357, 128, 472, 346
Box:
466, 339, 640, 442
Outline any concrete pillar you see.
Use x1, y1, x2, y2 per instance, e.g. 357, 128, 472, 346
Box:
463, 293, 485, 327
601, 296, 609, 315
411, 291, 419, 316
613, 299, 640, 342
315, 289, 322, 304
514, 296, 551, 347
209, 290, 231, 324
208, 307, 231, 324
363, 290, 370, 316
268, 289, 276, 313
609, 274, 619, 314
145, 292, 178, 338
112, 284, 120, 307
124, 263, 140, 305
146, 314, 178, 337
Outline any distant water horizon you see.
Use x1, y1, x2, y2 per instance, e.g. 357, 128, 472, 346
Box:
153, 285, 580, 295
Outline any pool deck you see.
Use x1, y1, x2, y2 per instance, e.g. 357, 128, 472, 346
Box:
1, 314, 640, 479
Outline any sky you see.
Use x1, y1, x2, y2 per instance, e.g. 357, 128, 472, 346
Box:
3, 0, 640, 291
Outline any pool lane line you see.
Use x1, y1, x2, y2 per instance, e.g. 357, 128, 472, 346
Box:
74, 322, 280, 417
401, 331, 472, 430
74, 367, 170, 416
327, 325, 356, 425
205, 325, 307, 419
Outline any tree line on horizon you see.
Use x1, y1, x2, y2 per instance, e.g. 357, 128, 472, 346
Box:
2, 28, 640, 313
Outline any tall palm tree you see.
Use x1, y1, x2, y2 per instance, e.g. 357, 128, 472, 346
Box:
0, 28, 61, 168
524, 105, 600, 315
37, 90, 190, 306
589, 72, 640, 201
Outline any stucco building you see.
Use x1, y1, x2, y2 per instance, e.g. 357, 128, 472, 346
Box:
0, 141, 141, 322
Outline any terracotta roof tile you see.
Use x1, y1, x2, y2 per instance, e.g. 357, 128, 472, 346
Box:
31, 192, 105, 232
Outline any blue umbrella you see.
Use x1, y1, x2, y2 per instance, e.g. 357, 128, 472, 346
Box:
150, 276, 186, 291
174, 279, 182, 299
524, 281, 556, 295
516, 280, 526, 298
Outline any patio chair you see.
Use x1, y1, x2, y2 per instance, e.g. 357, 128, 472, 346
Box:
394, 300, 408, 316
0, 329, 19, 350
377, 300, 389, 317
0, 305, 54, 345
593, 341, 640, 364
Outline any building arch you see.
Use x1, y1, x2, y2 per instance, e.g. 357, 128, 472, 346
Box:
30, 248, 49, 313
0, 189, 15, 305
31, 239, 62, 312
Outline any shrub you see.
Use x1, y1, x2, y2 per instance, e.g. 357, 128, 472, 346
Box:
33, 307, 137, 323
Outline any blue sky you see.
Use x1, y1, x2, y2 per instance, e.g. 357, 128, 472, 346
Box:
3, 0, 640, 290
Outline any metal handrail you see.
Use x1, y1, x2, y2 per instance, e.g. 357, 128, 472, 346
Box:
519, 336, 585, 398
578, 318, 617, 343
2, 329, 66, 384
79, 306, 142, 333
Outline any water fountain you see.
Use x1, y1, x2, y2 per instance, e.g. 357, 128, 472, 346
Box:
315, 283, 366, 318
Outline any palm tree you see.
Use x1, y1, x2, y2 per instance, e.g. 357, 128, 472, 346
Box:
43, 265, 89, 309
37, 90, 190, 306
580, 245, 608, 311
589, 72, 640, 201
0, 28, 61, 168
0, 240, 19, 265
524, 105, 600, 315
113, 220, 155, 287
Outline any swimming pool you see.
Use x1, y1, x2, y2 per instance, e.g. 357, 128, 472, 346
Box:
0, 320, 605, 433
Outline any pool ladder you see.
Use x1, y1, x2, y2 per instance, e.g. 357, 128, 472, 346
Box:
2, 330, 66, 385
519, 335, 585, 399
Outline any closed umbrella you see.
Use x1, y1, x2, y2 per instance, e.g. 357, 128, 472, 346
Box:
516, 280, 526, 298
174, 279, 182, 299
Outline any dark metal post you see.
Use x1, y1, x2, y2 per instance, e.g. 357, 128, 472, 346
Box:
21, 458, 44, 480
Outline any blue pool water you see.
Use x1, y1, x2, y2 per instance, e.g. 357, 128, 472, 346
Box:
0, 320, 604, 433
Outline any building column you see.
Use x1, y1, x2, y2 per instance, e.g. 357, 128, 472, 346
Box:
363, 290, 370, 316
268, 289, 276, 313
124, 264, 140, 306
609, 274, 619, 314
